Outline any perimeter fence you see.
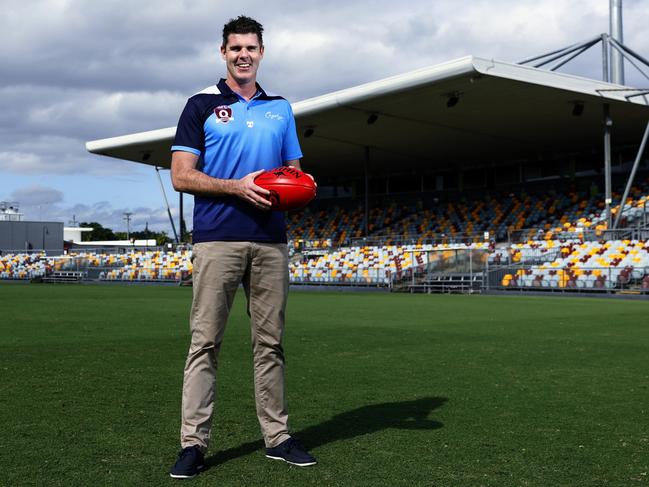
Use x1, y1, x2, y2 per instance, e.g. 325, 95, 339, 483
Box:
509, 226, 649, 244
486, 265, 649, 294
349, 233, 493, 248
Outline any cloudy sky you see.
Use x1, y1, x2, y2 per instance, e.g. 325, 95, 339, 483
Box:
1, 0, 648, 233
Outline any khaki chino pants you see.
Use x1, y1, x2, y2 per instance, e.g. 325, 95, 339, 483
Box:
180, 241, 290, 450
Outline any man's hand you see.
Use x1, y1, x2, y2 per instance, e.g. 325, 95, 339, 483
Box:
232, 169, 272, 210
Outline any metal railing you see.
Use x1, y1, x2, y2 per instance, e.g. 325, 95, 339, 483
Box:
487, 265, 649, 293
290, 267, 390, 287
390, 248, 490, 293
349, 233, 493, 248
510, 225, 649, 244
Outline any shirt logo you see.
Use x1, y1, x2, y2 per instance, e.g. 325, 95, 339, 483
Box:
265, 111, 284, 121
214, 106, 233, 124
246, 121, 254, 128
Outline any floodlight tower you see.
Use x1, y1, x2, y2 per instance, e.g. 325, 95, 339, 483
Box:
610, 0, 625, 84
603, 0, 626, 228
123, 212, 133, 240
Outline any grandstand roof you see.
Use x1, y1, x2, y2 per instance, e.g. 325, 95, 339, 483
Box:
86, 56, 649, 176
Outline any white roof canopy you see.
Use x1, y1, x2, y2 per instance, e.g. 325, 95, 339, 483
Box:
86, 56, 649, 176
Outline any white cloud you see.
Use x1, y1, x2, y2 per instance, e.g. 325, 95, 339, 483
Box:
0, 152, 44, 173
10, 185, 64, 206
19, 199, 191, 234
0, 134, 141, 176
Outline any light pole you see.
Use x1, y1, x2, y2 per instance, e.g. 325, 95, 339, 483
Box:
42, 226, 49, 251
123, 212, 133, 240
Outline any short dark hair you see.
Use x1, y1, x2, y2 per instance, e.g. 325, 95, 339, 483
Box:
222, 16, 264, 47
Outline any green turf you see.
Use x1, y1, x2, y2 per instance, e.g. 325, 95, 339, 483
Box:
1, 283, 648, 486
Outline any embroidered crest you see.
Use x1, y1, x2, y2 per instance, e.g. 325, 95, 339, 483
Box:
214, 105, 233, 124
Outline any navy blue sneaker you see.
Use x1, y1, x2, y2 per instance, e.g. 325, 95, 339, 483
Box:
265, 437, 317, 467
169, 445, 205, 479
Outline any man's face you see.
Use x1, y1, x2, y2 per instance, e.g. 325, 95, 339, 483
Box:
221, 33, 264, 85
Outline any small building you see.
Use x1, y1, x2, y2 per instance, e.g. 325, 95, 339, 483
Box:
0, 221, 64, 253
0, 202, 23, 222
64, 227, 93, 243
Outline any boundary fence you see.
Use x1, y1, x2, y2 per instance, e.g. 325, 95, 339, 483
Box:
486, 265, 649, 294
510, 226, 649, 244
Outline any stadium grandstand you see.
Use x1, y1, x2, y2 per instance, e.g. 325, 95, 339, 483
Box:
3, 174, 648, 293
3, 10, 649, 296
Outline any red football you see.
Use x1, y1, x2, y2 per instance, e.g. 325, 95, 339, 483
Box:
254, 167, 317, 211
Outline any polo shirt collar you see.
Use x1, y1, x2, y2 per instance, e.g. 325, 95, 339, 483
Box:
217, 78, 269, 100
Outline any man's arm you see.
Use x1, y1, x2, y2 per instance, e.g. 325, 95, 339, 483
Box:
286, 159, 302, 171
171, 151, 272, 208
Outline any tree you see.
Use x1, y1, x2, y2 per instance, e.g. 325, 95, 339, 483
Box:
80, 222, 173, 246
80, 222, 117, 241
128, 229, 172, 246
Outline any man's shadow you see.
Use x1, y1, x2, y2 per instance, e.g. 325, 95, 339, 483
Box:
205, 396, 447, 468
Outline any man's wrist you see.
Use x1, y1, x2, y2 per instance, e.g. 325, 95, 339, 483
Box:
221, 178, 239, 196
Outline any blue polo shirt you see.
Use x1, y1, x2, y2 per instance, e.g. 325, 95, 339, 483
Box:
171, 79, 303, 243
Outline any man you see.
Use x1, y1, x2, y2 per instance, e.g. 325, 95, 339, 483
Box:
168, 15, 316, 479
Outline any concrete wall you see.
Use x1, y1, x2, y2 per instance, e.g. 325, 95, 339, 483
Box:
0, 221, 64, 253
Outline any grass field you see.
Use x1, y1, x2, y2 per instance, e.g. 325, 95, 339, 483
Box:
1, 283, 648, 486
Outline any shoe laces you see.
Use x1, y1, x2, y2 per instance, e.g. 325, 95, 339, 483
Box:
178, 446, 200, 459
284, 437, 305, 452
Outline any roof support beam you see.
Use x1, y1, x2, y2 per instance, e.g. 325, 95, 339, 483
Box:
364, 146, 370, 238
609, 38, 649, 85
613, 119, 649, 229
548, 39, 600, 72
517, 35, 601, 68
518, 38, 593, 65
603, 104, 613, 229
179, 191, 185, 243
602, 34, 610, 83
609, 38, 649, 73
155, 166, 179, 243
